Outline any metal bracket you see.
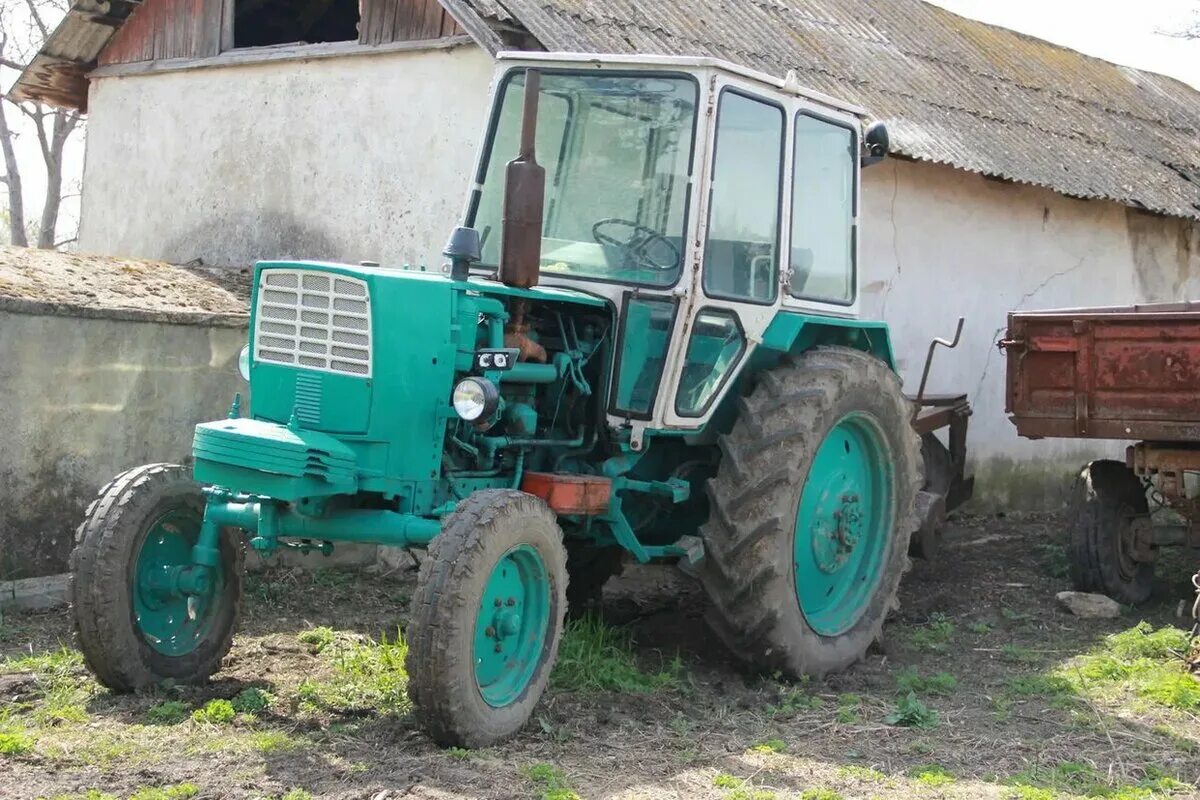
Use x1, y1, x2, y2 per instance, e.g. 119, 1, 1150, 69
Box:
915, 316, 965, 412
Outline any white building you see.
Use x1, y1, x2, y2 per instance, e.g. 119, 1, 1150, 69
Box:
15, 0, 1200, 508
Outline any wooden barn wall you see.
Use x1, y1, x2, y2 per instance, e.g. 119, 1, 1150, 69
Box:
99, 0, 223, 65
97, 0, 466, 66
360, 0, 465, 44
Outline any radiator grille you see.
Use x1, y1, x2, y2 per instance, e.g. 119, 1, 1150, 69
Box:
254, 269, 372, 378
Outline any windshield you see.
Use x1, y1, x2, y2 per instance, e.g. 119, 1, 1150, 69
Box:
470, 70, 698, 287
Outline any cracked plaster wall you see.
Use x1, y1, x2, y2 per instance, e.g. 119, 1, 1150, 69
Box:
863, 159, 1200, 510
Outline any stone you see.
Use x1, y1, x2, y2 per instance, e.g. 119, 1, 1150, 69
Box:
1056, 591, 1122, 618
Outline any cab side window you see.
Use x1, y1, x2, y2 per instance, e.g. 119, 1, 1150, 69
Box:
789, 114, 856, 304
702, 91, 784, 304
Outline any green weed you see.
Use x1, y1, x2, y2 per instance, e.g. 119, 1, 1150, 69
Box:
1061, 622, 1200, 713
895, 667, 957, 696
191, 699, 236, 725
1106, 622, 1187, 660
279, 791, 313, 800
41, 791, 120, 800
836, 765, 887, 782
551, 616, 681, 693
297, 630, 410, 714
749, 738, 787, 754
445, 746, 471, 760
1006, 786, 1055, 800
145, 700, 190, 725
1001, 644, 1041, 664
968, 621, 995, 634
0, 726, 34, 756
836, 693, 860, 723
713, 773, 778, 800
231, 687, 273, 714
522, 763, 579, 800
798, 790, 842, 800
250, 730, 304, 754
769, 687, 823, 717
884, 692, 938, 728
908, 613, 955, 651
909, 764, 955, 787
297, 626, 336, 654
1036, 543, 1070, 578
127, 785, 200, 800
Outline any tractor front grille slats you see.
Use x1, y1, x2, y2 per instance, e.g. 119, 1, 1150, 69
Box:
255, 269, 372, 378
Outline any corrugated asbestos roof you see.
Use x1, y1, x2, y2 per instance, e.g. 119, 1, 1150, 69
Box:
9, 0, 141, 110
451, 0, 1200, 220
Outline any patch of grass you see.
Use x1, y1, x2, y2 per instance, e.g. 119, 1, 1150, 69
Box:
298, 630, 410, 715
714, 773, 778, 800
1106, 622, 1187, 660
522, 763, 580, 800
41, 792, 119, 800
798, 790, 843, 800
884, 692, 938, 728
909, 764, 955, 787
145, 700, 190, 725
191, 699, 236, 725
836, 693, 860, 723
1037, 543, 1070, 578
749, 738, 787, 754
127, 785, 200, 800
895, 667, 957, 696
1004, 761, 1106, 796
1007, 674, 1073, 698
231, 687, 273, 714
968, 621, 995, 634
297, 626, 336, 654
1136, 667, 1200, 710
3, 647, 92, 727
445, 746, 471, 760
836, 765, 887, 783
1006, 786, 1055, 800
280, 791, 313, 800
1001, 644, 1041, 664
551, 616, 681, 693
769, 687, 823, 717
250, 730, 304, 754
1061, 622, 1200, 714
908, 613, 955, 651
312, 568, 357, 596
0, 726, 34, 756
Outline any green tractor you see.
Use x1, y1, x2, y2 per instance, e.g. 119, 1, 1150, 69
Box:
71, 52, 972, 747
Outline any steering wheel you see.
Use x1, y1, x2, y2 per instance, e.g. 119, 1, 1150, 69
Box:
592, 219, 681, 272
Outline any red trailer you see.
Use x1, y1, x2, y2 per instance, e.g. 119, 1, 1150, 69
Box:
1001, 302, 1200, 603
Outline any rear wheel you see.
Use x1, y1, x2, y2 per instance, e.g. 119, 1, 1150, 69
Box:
697, 347, 921, 676
70, 464, 243, 691
1068, 460, 1153, 604
407, 490, 567, 747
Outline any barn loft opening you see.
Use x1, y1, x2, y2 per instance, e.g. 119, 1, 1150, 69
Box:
234, 0, 361, 48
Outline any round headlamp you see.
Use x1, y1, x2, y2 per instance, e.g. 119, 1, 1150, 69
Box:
238, 345, 251, 381
452, 377, 499, 422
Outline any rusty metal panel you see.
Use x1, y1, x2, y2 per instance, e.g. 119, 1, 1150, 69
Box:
1005, 304, 1200, 443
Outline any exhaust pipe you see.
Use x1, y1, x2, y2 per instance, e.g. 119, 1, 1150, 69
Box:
498, 69, 545, 289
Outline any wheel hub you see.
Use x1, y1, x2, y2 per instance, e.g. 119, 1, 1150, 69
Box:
793, 414, 894, 637
473, 545, 551, 708
132, 512, 222, 656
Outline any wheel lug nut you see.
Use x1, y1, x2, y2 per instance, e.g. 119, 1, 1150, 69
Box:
494, 599, 502, 607
494, 643, 502, 653
485, 626, 496, 637
506, 598, 516, 606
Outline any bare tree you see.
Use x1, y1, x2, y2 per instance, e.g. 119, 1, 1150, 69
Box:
0, 0, 82, 248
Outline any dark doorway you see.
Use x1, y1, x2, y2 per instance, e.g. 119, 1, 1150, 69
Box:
234, 0, 361, 48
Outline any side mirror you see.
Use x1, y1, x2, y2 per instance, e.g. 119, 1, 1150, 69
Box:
861, 121, 890, 168
444, 226, 482, 281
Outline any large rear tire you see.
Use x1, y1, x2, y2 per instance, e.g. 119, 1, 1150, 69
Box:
697, 347, 921, 677
407, 490, 568, 747
1068, 460, 1153, 604
70, 464, 243, 691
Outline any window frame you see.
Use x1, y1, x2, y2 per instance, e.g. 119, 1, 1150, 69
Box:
673, 306, 748, 418
787, 109, 860, 308
465, 67, 703, 292
607, 290, 682, 420
700, 87, 787, 307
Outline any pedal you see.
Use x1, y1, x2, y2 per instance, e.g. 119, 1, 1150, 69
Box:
674, 535, 705, 566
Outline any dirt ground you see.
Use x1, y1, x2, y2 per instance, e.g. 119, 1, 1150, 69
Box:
0, 245, 250, 315
2, 513, 1199, 800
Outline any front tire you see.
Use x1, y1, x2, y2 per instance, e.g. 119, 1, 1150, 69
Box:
1068, 460, 1153, 604
407, 490, 568, 747
70, 464, 243, 691
698, 347, 921, 677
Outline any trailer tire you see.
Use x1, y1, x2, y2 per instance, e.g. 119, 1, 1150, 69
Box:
70, 463, 243, 691
407, 490, 567, 747
1068, 460, 1153, 604
697, 346, 921, 677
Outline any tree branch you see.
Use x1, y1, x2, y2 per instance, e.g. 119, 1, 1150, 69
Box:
22, 0, 48, 41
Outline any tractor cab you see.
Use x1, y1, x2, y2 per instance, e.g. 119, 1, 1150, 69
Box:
464, 52, 877, 448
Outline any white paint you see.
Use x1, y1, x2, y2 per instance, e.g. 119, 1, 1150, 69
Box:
80, 44, 495, 268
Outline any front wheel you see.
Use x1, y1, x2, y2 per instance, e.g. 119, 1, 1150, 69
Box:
698, 346, 921, 677
70, 464, 243, 691
406, 490, 568, 747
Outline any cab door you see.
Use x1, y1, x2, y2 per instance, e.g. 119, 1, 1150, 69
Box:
660, 80, 789, 427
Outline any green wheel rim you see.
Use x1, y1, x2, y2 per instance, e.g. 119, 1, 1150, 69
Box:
473, 544, 551, 708
793, 413, 893, 637
132, 510, 223, 656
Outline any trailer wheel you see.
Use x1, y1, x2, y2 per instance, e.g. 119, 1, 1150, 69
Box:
407, 489, 567, 747
1068, 460, 1153, 604
697, 347, 921, 677
70, 464, 243, 691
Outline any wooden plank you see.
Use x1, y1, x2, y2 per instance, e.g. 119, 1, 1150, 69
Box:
382, 0, 399, 44
421, 0, 444, 39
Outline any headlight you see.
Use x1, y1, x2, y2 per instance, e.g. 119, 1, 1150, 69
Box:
452, 377, 499, 422
238, 345, 251, 381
